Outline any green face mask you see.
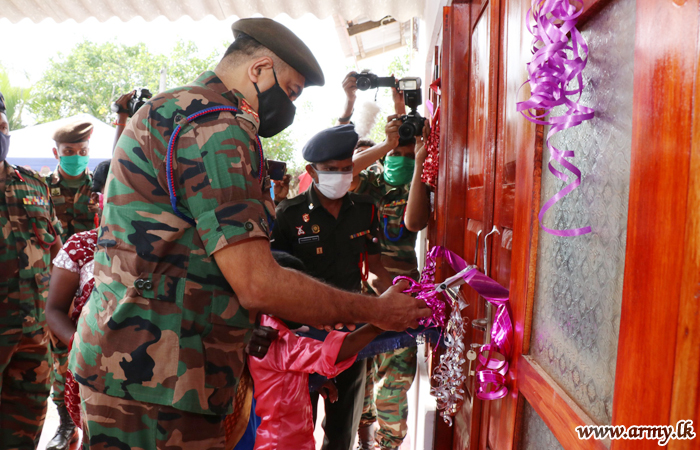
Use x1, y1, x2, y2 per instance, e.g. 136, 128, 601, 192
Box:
383, 155, 415, 186
59, 154, 90, 177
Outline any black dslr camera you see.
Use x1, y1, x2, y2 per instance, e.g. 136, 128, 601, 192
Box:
351, 70, 396, 91
111, 88, 153, 118
397, 77, 426, 139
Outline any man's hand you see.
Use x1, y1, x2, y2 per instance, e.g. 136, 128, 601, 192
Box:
245, 325, 279, 359
342, 72, 358, 103
114, 91, 135, 116
385, 114, 401, 150
273, 174, 291, 203
371, 279, 431, 331
317, 380, 339, 403
392, 86, 406, 115
415, 122, 431, 164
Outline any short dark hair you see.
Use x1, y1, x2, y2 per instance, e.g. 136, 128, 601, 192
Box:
355, 139, 376, 150
221, 33, 289, 72
91, 160, 111, 193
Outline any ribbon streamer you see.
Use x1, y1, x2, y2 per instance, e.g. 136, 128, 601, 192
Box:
395, 246, 514, 424
516, 0, 594, 236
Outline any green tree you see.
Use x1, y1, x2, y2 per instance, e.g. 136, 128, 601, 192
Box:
0, 67, 31, 129
30, 40, 220, 123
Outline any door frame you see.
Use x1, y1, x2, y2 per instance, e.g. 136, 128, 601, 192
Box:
430, 0, 700, 448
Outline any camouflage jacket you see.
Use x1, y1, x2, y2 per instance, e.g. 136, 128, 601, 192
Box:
69, 71, 275, 416
354, 170, 418, 279
46, 168, 96, 243
0, 163, 62, 333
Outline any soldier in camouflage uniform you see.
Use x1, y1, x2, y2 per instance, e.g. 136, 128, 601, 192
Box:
68, 18, 428, 450
0, 90, 64, 449
44, 120, 100, 450
353, 116, 431, 450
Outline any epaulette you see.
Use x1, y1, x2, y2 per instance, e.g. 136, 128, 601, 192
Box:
276, 193, 307, 212
13, 165, 47, 184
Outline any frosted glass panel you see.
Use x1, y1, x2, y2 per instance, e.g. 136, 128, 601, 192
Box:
530, 0, 635, 425
520, 400, 565, 450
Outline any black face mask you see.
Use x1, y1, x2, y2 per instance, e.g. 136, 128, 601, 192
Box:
0, 132, 9, 163
253, 69, 296, 138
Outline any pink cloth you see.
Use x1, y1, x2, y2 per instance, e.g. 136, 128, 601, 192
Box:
249, 315, 357, 450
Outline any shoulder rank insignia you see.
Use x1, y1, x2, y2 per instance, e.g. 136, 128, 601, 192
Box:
23, 196, 48, 206
296, 225, 306, 236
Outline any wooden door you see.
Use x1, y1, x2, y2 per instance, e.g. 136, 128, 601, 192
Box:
431, 0, 700, 448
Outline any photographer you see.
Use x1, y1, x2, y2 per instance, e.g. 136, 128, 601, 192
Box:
352, 117, 431, 450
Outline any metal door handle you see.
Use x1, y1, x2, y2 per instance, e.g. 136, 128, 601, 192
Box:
472, 226, 500, 343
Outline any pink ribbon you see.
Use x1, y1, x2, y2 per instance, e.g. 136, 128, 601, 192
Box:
516, 0, 594, 236
396, 246, 514, 406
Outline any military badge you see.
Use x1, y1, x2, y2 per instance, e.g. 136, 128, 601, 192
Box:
316, 247, 323, 255
239, 98, 259, 120
51, 187, 61, 196
23, 196, 48, 206
312, 224, 320, 234
296, 226, 306, 236
302, 213, 310, 222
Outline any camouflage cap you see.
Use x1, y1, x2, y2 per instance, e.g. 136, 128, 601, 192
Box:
231, 18, 325, 87
52, 120, 93, 143
0, 90, 5, 114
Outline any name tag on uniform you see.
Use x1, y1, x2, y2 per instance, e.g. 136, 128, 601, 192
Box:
298, 235, 320, 244
52, 196, 66, 205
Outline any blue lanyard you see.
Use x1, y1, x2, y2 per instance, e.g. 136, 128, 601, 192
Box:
383, 216, 405, 242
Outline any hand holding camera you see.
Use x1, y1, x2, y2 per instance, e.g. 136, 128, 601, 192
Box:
111, 88, 153, 118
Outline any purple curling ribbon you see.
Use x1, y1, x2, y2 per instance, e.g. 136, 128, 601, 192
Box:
516, 0, 594, 236
394, 246, 514, 422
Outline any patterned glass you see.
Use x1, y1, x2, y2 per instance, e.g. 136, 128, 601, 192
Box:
530, 0, 635, 425
520, 399, 566, 450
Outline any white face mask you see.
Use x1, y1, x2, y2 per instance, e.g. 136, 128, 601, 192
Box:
314, 171, 353, 199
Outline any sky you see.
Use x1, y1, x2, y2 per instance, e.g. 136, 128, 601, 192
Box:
0, 13, 412, 164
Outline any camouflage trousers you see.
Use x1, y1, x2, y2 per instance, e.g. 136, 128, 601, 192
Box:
360, 346, 417, 449
79, 385, 228, 450
50, 340, 69, 406
0, 327, 52, 449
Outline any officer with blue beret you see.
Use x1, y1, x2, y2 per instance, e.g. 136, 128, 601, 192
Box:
271, 124, 396, 450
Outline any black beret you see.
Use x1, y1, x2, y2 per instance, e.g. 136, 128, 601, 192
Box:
52, 120, 93, 144
0, 91, 5, 114
302, 125, 359, 163
231, 18, 325, 87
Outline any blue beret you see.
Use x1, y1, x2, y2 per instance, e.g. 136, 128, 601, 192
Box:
302, 125, 359, 163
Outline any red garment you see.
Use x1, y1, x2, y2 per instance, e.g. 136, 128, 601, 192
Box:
249, 315, 357, 450
52, 228, 98, 428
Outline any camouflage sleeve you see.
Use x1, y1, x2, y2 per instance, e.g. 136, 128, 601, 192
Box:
270, 207, 293, 253
355, 170, 379, 195
177, 113, 270, 256
367, 205, 382, 255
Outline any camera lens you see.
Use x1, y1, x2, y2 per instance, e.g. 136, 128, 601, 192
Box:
398, 122, 416, 140
356, 77, 372, 91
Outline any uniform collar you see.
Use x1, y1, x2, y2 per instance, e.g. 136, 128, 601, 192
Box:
306, 184, 354, 213
190, 71, 260, 132
378, 174, 410, 195
50, 165, 91, 185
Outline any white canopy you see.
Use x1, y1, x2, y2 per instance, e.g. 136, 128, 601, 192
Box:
0, 0, 425, 24
6, 113, 115, 173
